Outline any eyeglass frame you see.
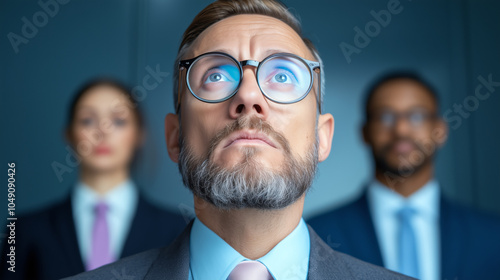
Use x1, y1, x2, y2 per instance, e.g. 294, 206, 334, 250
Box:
176, 51, 322, 114
367, 110, 438, 129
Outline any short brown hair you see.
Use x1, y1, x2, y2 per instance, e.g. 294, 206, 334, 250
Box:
172, 0, 323, 112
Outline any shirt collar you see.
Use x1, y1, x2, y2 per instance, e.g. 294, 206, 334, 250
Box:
367, 179, 440, 218
259, 218, 310, 279
189, 217, 310, 280
73, 179, 137, 214
189, 218, 244, 280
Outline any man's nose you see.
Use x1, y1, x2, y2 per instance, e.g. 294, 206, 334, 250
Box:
228, 67, 270, 120
393, 116, 412, 137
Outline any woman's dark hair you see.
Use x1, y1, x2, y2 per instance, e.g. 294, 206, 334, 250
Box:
66, 77, 143, 131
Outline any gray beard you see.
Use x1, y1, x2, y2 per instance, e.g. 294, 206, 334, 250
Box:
178, 116, 319, 210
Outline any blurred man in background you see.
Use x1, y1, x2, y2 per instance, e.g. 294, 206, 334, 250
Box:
309, 72, 500, 280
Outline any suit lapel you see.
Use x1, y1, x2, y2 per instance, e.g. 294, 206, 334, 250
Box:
144, 221, 193, 280
141, 219, 380, 279
440, 196, 463, 280
120, 195, 150, 258
347, 192, 384, 266
307, 226, 354, 279
53, 196, 85, 273
139, 203, 385, 280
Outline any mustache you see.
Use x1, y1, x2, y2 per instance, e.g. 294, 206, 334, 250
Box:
380, 137, 419, 154
206, 115, 291, 159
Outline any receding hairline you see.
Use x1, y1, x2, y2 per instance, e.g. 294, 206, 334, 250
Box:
182, 14, 315, 61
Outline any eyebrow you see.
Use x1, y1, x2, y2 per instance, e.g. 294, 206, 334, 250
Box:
373, 105, 434, 112
75, 106, 131, 119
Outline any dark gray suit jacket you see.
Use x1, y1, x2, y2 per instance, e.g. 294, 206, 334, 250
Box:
64, 222, 413, 280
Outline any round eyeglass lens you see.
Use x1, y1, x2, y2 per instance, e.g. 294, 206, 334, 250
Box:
187, 54, 241, 102
257, 55, 312, 103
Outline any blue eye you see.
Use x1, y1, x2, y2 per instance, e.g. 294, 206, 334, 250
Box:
268, 66, 299, 85
203, 64, 239, 85
203, 71, 231, 84
273, 73, 289, 83
257, 56, 311, 102
206, 73, 225, 83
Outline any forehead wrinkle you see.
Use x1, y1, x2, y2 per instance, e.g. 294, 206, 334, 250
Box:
189, 14, 313, 61
247, 31, 307, 60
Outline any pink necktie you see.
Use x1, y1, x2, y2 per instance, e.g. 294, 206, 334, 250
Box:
86, 201, 115, 270
228, 261, 274, 280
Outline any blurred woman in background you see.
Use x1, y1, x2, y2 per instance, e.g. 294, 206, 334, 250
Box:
0, 78, 186, 280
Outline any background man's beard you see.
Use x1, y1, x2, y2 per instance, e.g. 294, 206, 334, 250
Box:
178, 116, 319, 210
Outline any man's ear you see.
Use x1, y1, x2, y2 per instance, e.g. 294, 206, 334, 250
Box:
317, 113, 334, 162
165, 113, 180, 163
362, 122, 369, 144
433, 118, 449, 148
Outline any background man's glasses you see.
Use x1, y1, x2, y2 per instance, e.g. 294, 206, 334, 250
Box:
177, 52, 321, 112
369, 111, 438, 129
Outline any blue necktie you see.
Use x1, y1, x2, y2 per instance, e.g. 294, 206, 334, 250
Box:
397, 206, 420, 279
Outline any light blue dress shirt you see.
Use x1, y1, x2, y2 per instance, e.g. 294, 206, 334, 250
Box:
72, 179, 138, 266
189, 218, 310, 280
367, 179, 440, 280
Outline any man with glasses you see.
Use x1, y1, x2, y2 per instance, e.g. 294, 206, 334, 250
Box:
66, 0, 412, 279
309, 72, 500, 280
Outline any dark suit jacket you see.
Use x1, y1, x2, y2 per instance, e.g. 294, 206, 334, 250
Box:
64, 221, 413, 280
307, 192, 500, 280
0, 193, 187, 280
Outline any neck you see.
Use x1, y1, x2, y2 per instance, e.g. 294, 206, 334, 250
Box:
375, 162, 434, 197
195, 195, 305, 260
79, 166, 129, 196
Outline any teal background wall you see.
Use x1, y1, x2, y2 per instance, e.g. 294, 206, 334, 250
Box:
1, 0, 499, 223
